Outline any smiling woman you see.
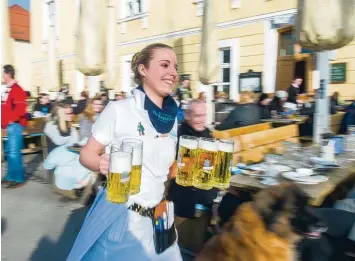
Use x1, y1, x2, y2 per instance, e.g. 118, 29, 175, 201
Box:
66, 43, 182, 261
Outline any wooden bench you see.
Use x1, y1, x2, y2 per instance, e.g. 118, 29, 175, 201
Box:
232, 124, 300, 164
212, 122, 272, 139
1, 118, 48, 160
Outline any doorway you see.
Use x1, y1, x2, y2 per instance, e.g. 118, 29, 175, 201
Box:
294, 60, 306, 93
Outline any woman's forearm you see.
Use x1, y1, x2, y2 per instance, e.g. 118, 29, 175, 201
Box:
79, 146, 101, 172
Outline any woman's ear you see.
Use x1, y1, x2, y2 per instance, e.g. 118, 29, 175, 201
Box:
138, 64, 146, 78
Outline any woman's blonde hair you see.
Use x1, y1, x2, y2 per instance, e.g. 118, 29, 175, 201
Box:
239, 91, 256, 104
131, 43, 173, 85
82, 99, 95, 122
50, 103, 71, 133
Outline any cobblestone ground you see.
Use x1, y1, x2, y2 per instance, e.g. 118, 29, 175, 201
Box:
1, 154, 194, 261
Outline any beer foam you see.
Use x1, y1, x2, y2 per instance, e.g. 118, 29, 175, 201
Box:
218, 140, 234, 153
199, 139, 218, 152
179, 137, 198, 149
110, 152, 132, 173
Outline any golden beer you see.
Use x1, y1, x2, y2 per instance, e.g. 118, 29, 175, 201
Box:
213, 139, 234, 189
129, 164, 142, 194
107, 146, 132, 203
176, 136, 199, 186
107, 171, 131, 203
192, 138, 218, 190
122, 138, 143, 195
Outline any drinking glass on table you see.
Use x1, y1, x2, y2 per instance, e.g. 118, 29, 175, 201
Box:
264, 154, 280, 177
271, 110, 278, 119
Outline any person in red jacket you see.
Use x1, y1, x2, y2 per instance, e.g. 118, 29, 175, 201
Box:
1, 65, 27, 188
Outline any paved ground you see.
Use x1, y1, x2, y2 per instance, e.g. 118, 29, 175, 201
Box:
2, 154, 88, 261
1, 154, 194, 261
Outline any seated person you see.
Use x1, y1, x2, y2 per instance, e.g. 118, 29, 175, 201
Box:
330, 92, 340, 107
73, 91, 88, 115
270, 90, 288, 114
169, 99, 219, 218
258, 93, 272, 119
339, 100, 355, 134
215, 91, 261, 131
43, 103, 92, 192
33, 93, 52, 117
78, 96, 103, 141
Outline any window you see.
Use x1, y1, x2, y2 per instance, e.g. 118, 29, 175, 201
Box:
213, 48, 231, 99
279, 30, 294, 56
126, 0, 143, 17
118, 0, 149, 32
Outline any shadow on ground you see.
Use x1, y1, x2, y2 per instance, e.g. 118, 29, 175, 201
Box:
29, 206, 89, 261
2, 217, 7, 235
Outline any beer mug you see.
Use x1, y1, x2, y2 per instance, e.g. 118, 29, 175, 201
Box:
213, 139, 234, 189
192, 138, 218, 190
176, 135, 199, 186
107, 142, 132, 203
122, 138, 143, 195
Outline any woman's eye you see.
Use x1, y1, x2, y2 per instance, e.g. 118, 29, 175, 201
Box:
161, 63, 169, 68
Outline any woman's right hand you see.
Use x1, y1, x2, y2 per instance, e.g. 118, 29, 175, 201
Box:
99, 153, 109, 175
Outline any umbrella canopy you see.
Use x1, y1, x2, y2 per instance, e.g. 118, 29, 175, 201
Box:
297, 0, 355, 51
198, 0, 219, 85
76, 0, 107, 76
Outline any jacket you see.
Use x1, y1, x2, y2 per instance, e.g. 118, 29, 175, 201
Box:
1, 82, 27, 129
287, 85, 300, 104
215, 103, 261, 131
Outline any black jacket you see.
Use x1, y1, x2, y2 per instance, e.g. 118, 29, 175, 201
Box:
73, 99, 88, 115
214, 103, 261, 131
168, 122, 219, 218
287, 85, 300, 104
259, 104, 271, 119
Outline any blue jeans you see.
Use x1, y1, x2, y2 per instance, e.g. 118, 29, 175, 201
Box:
3, 123, 25, 183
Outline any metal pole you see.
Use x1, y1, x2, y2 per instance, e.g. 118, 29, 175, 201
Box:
313, 51, 330, 144
47, 0, 58, 92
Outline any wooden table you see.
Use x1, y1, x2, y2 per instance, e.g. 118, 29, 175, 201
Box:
230, 149, 355, 206
260, 116, 309, 126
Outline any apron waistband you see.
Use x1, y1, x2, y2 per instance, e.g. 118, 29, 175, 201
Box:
128, 203, 155, 219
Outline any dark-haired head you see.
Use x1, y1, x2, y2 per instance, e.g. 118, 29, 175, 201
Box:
3, 64, 15, 84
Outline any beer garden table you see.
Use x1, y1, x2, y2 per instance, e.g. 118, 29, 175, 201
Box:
260, 115, 309, 125
230, 144, 355, 206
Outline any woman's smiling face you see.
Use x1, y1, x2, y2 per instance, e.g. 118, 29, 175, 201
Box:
139, 47, 178, 98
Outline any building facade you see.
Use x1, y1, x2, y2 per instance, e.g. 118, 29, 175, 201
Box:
29, 0, 355, 100
7, 4, 31, 91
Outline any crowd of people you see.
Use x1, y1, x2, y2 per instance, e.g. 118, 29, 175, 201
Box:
1, 64, 128, 194
2, 41, 355, 261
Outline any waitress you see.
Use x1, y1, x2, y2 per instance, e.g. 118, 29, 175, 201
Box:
66, 43, 182, 261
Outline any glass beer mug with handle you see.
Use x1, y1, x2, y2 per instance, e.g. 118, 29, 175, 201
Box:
176, 135, 199, 186
213, 139, 234, 189
122, 138, 143, 195
192, 138, 218, 190
107, 142, 133, 203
